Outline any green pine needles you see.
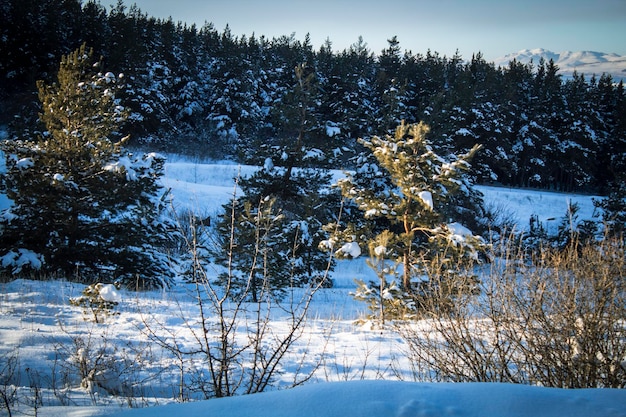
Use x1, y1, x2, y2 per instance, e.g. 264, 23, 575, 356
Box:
331, 121, 486, 324
0, 45, 172, 288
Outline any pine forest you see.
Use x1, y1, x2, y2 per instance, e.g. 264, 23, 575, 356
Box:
1, 0, 625, 194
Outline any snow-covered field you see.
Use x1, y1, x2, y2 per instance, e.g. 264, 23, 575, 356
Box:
1, 157, 624, 417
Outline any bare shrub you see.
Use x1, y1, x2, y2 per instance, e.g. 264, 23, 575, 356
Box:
398, 234, 626, 388
52, 320, 156, 405
0, 351, 19, 417
483, 200, 519, 237
140, 181, 333, 400
167, 208, 213, 258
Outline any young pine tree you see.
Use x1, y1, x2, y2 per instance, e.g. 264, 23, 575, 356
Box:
594, 171, 626, 237
213, 63, 338, 295
213, 196, 291, 302
0, 45, 172, 288
333, 121, 486, 319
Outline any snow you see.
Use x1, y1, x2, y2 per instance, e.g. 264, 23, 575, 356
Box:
364, 208, 378, 218
418, 190, 434, 210
456, 127, 472, 136
101, 380, 626, 417
475, 184, 598, 235
0, 248, 43, 273
445, 222, 474, 245
303, 148, 325, 161
0, 157, 619, 417
16, 157, 34, 169
104, 156, 138, 180
97, 284, 122, 303
103, 72, 116, 83
374, 245, 386, 257
338, 241, 362, 258
325, 122, 341, 137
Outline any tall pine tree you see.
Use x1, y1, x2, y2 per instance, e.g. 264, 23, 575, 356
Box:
0, 45, 172, 288
212, 63, 338, 294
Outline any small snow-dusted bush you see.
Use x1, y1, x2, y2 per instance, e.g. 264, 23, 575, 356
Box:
52, 324, 149, 402
70, 283, 122, 323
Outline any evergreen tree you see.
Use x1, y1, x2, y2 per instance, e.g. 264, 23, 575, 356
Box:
332, 122, 485, 317
213, 196, 291, 302
238, 163, 337, 288
499, 59, 536, 186
375, 36, 407, 133
318, 38, 377, 154
2, 0, 625, 195
0, 45, 172, 288
596, 78, 626, 192
526, 58, 563, 188
0, 0, 84, 95
594, 170, 626, 237
554, 72, 599, 191
205, 38, 268, 158
212, 64, 338, 294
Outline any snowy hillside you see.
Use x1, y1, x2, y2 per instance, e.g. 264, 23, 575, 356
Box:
493, 48, 626, 81
0, 159, 622, 417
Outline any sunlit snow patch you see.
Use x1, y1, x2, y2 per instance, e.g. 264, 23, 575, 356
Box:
97, 283, 122, 303
337, 242, 361, 258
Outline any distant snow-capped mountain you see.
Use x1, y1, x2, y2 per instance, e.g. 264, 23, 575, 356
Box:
493, 48, 626, 82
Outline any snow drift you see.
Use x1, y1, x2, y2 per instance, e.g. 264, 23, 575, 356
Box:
108, 380, 626, 417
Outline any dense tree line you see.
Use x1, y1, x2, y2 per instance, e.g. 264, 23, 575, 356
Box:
2, 0, 625, 192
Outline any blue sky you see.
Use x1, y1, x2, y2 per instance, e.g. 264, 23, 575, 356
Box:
117, 0, 626, 60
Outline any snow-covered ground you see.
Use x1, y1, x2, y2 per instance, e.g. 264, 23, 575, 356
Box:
1, 157, 623, 417
161, 159, 599, 235
107, 380, 626, 417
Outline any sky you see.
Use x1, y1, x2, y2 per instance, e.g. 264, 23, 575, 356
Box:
109, 0, 626, 61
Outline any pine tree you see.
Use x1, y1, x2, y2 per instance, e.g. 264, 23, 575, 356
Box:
213, 196, 291, 302
555, 72, 599, 191
0, 45, 172, 288
212, 63, 338, 295
333, 122, 485, 318
375, 36, 407, 133
594, 170, 626, 237
322, 40, 377, 147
